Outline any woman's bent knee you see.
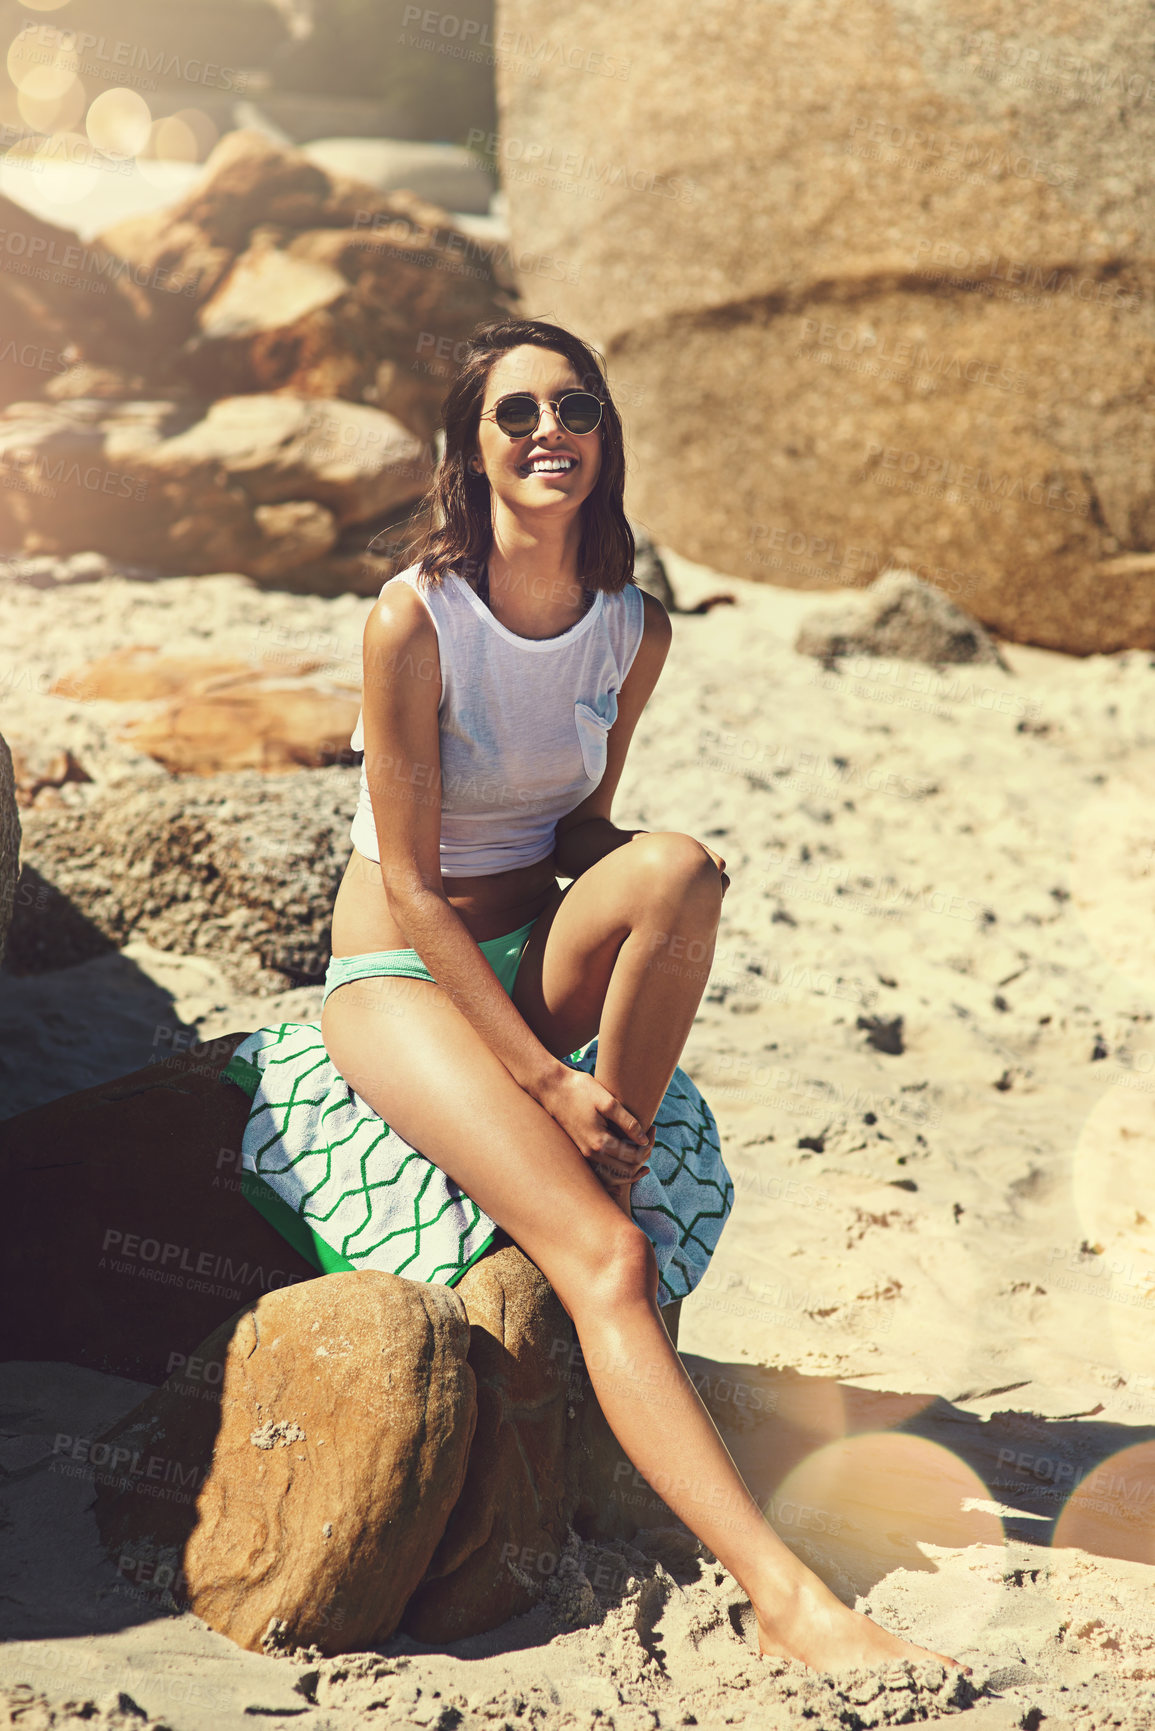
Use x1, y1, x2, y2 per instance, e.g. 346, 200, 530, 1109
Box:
569, 1221, 659, 1313
627, 832, 723, 907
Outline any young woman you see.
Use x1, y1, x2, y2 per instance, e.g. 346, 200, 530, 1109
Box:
321, 316, 965, 1676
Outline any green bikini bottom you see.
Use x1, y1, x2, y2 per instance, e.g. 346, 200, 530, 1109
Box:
321, 915, 540, 1009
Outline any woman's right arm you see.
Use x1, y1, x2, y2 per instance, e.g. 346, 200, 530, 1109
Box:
361, 587, 652, 1177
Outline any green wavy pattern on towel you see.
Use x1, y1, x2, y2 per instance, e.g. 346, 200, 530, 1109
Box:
222, 1023, 733, 1301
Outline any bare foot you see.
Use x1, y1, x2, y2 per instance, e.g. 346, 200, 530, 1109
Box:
756, 1580, 971, 1677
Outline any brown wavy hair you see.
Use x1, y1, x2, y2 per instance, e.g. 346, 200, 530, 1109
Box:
397, 317, 635, 594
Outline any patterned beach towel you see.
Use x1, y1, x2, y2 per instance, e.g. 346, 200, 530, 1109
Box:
220, 1023, 733, 1306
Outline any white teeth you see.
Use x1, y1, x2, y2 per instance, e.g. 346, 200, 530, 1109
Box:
525, 457, 575, 473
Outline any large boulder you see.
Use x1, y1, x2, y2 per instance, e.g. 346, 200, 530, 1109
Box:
183, 221, 504, 440
4, 766, 360, 989
95, 128, 417, 350
93, 1272, 476, 1655
404, 1246, 689, 1642
495, 0, 1155, 654
400, 1245, 573, 1642
87, 1248, 674, 1656
1, 1038, 689, 1653
0, 195, 142, 407
95, 130, 509, 438
0, 393, 429, 583
0, 734, 19, 964
0, 1036, 317, 1381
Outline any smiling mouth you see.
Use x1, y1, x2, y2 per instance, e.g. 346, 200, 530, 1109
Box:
519, 454, 578, 477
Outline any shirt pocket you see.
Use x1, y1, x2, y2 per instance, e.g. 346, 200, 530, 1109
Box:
574, 689, 618, 783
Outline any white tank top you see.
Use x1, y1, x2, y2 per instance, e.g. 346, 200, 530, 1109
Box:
349, 564, 646, 877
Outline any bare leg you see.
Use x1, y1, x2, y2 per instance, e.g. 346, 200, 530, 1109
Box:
592, 843, 723, 1219
323, 954, 967, 1675
563, 1274, 962, 1670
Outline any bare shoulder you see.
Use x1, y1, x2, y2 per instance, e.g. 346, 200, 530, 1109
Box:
363, 577, 440, 701
614, 584, 670, 719
635, 584, 673, 660
366, 576, 437, 649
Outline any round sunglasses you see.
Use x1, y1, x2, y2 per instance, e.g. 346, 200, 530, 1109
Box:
480, 390, 604, 439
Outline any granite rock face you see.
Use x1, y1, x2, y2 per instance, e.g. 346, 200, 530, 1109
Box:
0, 129, 511, 585
5, 766, 360, 989
496, 0, 1155, 653
95, 129, 509, 439
400, 1246, 574, 1642
0, 735, 19, 964
94, 1272, 477, 1655
0, 394, 430, 583
0, 194, 142, 407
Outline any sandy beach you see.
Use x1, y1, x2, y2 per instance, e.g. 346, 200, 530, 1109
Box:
2, 547, 1154, 1728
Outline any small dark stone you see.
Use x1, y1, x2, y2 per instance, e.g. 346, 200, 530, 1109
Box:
795, 570, 1009, 670
856, 1014, 905, 1056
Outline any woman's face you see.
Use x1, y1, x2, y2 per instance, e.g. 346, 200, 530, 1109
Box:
471, 344, 603, 524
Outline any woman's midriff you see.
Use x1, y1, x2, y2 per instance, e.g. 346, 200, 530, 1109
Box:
329, 845, 563, 957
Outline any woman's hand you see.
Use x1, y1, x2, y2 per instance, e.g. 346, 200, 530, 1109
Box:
536, 1066, 654, 1187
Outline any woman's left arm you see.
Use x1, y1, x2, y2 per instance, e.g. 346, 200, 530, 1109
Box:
552, 588, 672, 881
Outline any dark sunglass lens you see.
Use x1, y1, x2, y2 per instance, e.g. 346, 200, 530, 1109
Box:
558, 392, 603, 434
494, 395, 539, 436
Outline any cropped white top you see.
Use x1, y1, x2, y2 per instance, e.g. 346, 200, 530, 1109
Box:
349, 564, 646, 876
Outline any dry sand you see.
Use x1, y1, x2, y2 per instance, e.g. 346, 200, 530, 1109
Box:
2, 548, 1154, 1729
